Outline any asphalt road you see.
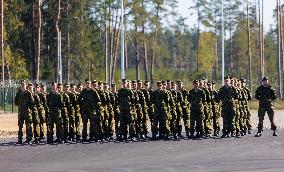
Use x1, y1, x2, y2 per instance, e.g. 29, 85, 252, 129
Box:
0, 129, 284, 172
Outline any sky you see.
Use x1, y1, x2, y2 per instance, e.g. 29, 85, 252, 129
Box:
177, 0, 276, 33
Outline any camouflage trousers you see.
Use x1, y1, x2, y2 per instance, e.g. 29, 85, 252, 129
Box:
189, 106, 204, 135
38, 110, 46, 140
74, 113, 81, 140
257, 106, 277, 132
32, 111, 40, 141
243, 103, 252, 131
18, 111, 33, 141
61, 111, 69, 140
181, 105, 190, 134
203, 104, 213, 135
136, 105, 149, 137
212, 105, 221, 133
68, 110, 76, 140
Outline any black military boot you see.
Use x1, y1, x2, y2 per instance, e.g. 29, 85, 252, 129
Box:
255, 132, 262, 137
273, 131, 278, 136
17, 140, 22, 144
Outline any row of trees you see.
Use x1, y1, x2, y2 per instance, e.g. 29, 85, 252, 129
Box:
0, 0, 283, 95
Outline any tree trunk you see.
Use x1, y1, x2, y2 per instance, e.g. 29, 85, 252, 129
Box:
0, 0, 3, 86
247, 0, 252, 93
55, 0, 61, 82
104, 1, 108, 83
36, 0, 42, 81
32, 0, 36, 80
142, 0, 148, 80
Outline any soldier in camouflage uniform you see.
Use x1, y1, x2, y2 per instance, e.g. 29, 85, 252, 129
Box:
255, 77, 278, 137
97, 81, 108, 140
27, 83, 40, 143
200, 79, 213, 137
166, 81, 178, 139
103, 82, 115, 140
231, 79, 241, 137
136, 80, 149, 139
219, 76, 238, 138
34, 84, 46, 142
39, 85, 48, 140
141, 81, 152, 138
240, 78, 252, 134
117, 79, 135, 141
15, 80, 33, 144
188, 80, 205, 138
78, 80, 102, 142
110, 83, 120, 139
58, 84, 70, 141
65, 84, 76, 141
46, 82, 64, 143
71, 84, 82, 141
209, 82, 221, 136
151, 81, 171, 140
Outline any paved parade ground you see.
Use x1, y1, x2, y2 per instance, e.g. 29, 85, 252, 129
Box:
0, 111, 284, 172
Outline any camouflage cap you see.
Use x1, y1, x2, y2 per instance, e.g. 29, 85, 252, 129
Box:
20, 79, 26, 84
103, 82, 108, 85
64, 83, 70, 87
111, 83, 116, 87
85, 79, 90, 83
240, 78, 246, 83
144, 80, 150, 84
224, 76, 230, 80
166, 80, 171, 83
176, 80, 182, 83
157, 81, 162, 86
122, 79, 126, 83
91, 80, 97, 84
98, 81, 103, 85
51, 81, 57, 86
28, 83, 33, 87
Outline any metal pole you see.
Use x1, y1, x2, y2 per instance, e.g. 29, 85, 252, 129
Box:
221, 0, 225, 85
59, 31, 62, 84
121, 0, 125, 80
1, 0, 4, 87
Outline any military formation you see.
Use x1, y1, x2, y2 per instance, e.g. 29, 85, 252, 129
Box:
14, 76, 278, 144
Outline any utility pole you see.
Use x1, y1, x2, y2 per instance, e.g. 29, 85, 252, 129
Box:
247, 0, 252, 92
121, 0, 125, 80
221, 0, 225, 85
0, 0, 3, 87
277, 0, 283, 98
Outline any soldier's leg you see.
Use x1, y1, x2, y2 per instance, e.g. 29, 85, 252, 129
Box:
56, 116, 64, 142
89, 113, 95, 140
257, 107, 266, 133
46, 116, 55, 143
75, 114, 81, 140
151, 114, 159, 139
234, 110, 240, 136
62, 116, 69, 141
189, 109, 196, 136
182, 107, 190, 137
196, 110, 204, 137
221, 108, 229, 137
81, 114, 88, 141
17, 112, 24, 143
142, 109, 149, 137
108, 109, 114, 139
267, 107, 277, 131
69, 115, 75, 141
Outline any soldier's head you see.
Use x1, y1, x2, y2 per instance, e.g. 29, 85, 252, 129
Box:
111, 83, 116, 92
103, 82, 109, 91
35, 84, 41, 93
161, 81, 166, 89
207, 81, 213, 91
77, 84, 83, 92
127, 80, 132, 89
224, 76, 231, 86
51, 82, 57, 92
212, 81, 216, 89
132, 81, 137, 90
98, 81, 103, 90
85, 79, 91, 89
166, 80, 171, 90
176, 80, 183, 90
137, 80, 142, 90
40, 84, 46, 93
171, 82, 176, 90
121, 79, 127, 88
20, 80, 27, 91
193, 80, 199, 88
70, 84, 76, 92
64, 84, 70, 92
240, 78, 246, 87
157, 81, 163, 89
27, 83, 34, 92
262, 77, 269, 86
91, 80, 98, 89
144, 81, 150, 89
57, 84, 63, 92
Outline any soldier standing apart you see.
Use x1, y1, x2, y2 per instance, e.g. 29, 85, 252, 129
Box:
15, 80, 33, 144
255, 77, 278, 137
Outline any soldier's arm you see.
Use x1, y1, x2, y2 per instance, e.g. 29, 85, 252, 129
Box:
14, 90, 20, 106
255, 88, 260, 100
271, 88, 277, 101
